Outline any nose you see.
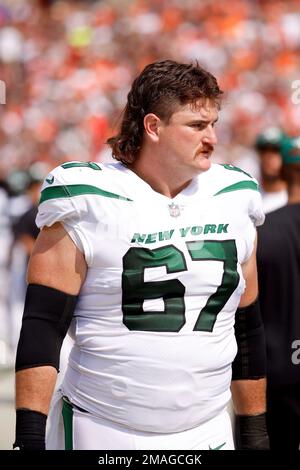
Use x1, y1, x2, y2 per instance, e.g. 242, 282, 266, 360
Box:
202, 125, 218, 146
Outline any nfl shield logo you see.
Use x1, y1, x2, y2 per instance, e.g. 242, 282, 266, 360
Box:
168, 202, 181, 217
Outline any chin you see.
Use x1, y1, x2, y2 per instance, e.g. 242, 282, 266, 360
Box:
197, 158, 211, 172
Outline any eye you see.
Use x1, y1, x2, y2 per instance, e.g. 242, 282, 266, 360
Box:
190, 123, 206, 130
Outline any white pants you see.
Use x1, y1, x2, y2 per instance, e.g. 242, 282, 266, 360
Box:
47, 391, 234, 450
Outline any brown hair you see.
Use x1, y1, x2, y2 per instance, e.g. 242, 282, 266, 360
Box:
107, 59, 223, 164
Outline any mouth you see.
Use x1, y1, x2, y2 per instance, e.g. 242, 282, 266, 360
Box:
198, 149, 213, 159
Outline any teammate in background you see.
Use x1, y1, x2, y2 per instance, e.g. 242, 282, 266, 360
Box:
257, 135, 300, 450
14, 60, 269, 450
255, 127, 288, 214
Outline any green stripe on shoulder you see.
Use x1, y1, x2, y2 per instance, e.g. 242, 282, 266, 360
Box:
61, 162, 101, 170
220, 163, 252, 178
39, 184, 133, 204
214, 180, 259, 196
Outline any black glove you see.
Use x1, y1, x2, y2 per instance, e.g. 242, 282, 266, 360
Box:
13, 408, 47, 450
235, 413, 270, 450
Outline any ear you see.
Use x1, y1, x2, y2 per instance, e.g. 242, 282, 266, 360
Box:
143, 113, 161, 143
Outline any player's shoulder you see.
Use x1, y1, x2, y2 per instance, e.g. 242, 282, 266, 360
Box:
209, 163, 259, 196
39, 161, 130, 206
45, 161, 104, 184
214, 163, 257, 183
208, 164, 264, 227
42, 161, 124, 188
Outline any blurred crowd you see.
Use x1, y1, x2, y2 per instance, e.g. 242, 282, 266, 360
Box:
0, 0, 300, 183
0, 0, 300, 363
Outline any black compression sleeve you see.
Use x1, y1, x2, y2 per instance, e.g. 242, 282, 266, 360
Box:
235, 413, 270, 450
13, 409, 47, 450
232, 298, 267, 380
15, 284, 78, 372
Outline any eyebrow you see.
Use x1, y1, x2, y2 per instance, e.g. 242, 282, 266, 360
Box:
187, 117, 219, 125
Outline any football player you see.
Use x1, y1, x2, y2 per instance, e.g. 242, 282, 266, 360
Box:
14, 60, 268, 450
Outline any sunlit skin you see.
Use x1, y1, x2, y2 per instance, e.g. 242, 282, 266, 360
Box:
130, 98, 219, 198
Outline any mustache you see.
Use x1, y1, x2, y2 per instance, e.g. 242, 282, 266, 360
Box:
198, 145, 214, 154
202, 145, 214, 152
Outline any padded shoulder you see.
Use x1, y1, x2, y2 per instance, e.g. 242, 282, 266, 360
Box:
41, 161, 103, 189
36, 161, 102, 229
212, 164, 264, 227
216, 163, 257, 188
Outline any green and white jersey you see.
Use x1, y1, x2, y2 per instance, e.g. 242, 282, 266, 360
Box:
37, 161, 264, 433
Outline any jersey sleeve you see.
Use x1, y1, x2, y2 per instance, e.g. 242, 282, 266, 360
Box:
216, 164, 265, 263
248, 186, 265, 227
244, 179, 265, 262
36, 164, 92, 264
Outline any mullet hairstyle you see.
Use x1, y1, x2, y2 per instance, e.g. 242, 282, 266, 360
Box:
107, 59, 223, 164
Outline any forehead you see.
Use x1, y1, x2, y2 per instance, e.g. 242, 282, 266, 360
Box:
170, 99, 219, 123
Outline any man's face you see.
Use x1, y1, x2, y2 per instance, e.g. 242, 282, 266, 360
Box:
157, 99, 218, 177
259, 149, 283, 181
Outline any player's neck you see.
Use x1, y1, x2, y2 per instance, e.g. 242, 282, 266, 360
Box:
129, 151, 192, 199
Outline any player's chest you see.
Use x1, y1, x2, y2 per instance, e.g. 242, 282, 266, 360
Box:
85, 197, 250, 269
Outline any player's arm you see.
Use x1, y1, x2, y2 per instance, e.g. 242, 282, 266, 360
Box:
230, 233, 269, 449
14, 222, 87, 450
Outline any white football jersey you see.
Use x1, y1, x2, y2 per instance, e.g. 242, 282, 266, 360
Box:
37, 161, 264, 433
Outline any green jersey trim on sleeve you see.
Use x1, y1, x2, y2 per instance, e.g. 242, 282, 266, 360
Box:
220, 163, 253, 178
61, 162, 102, 170
39, 184, 133, 204
213, 180, 259, 196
